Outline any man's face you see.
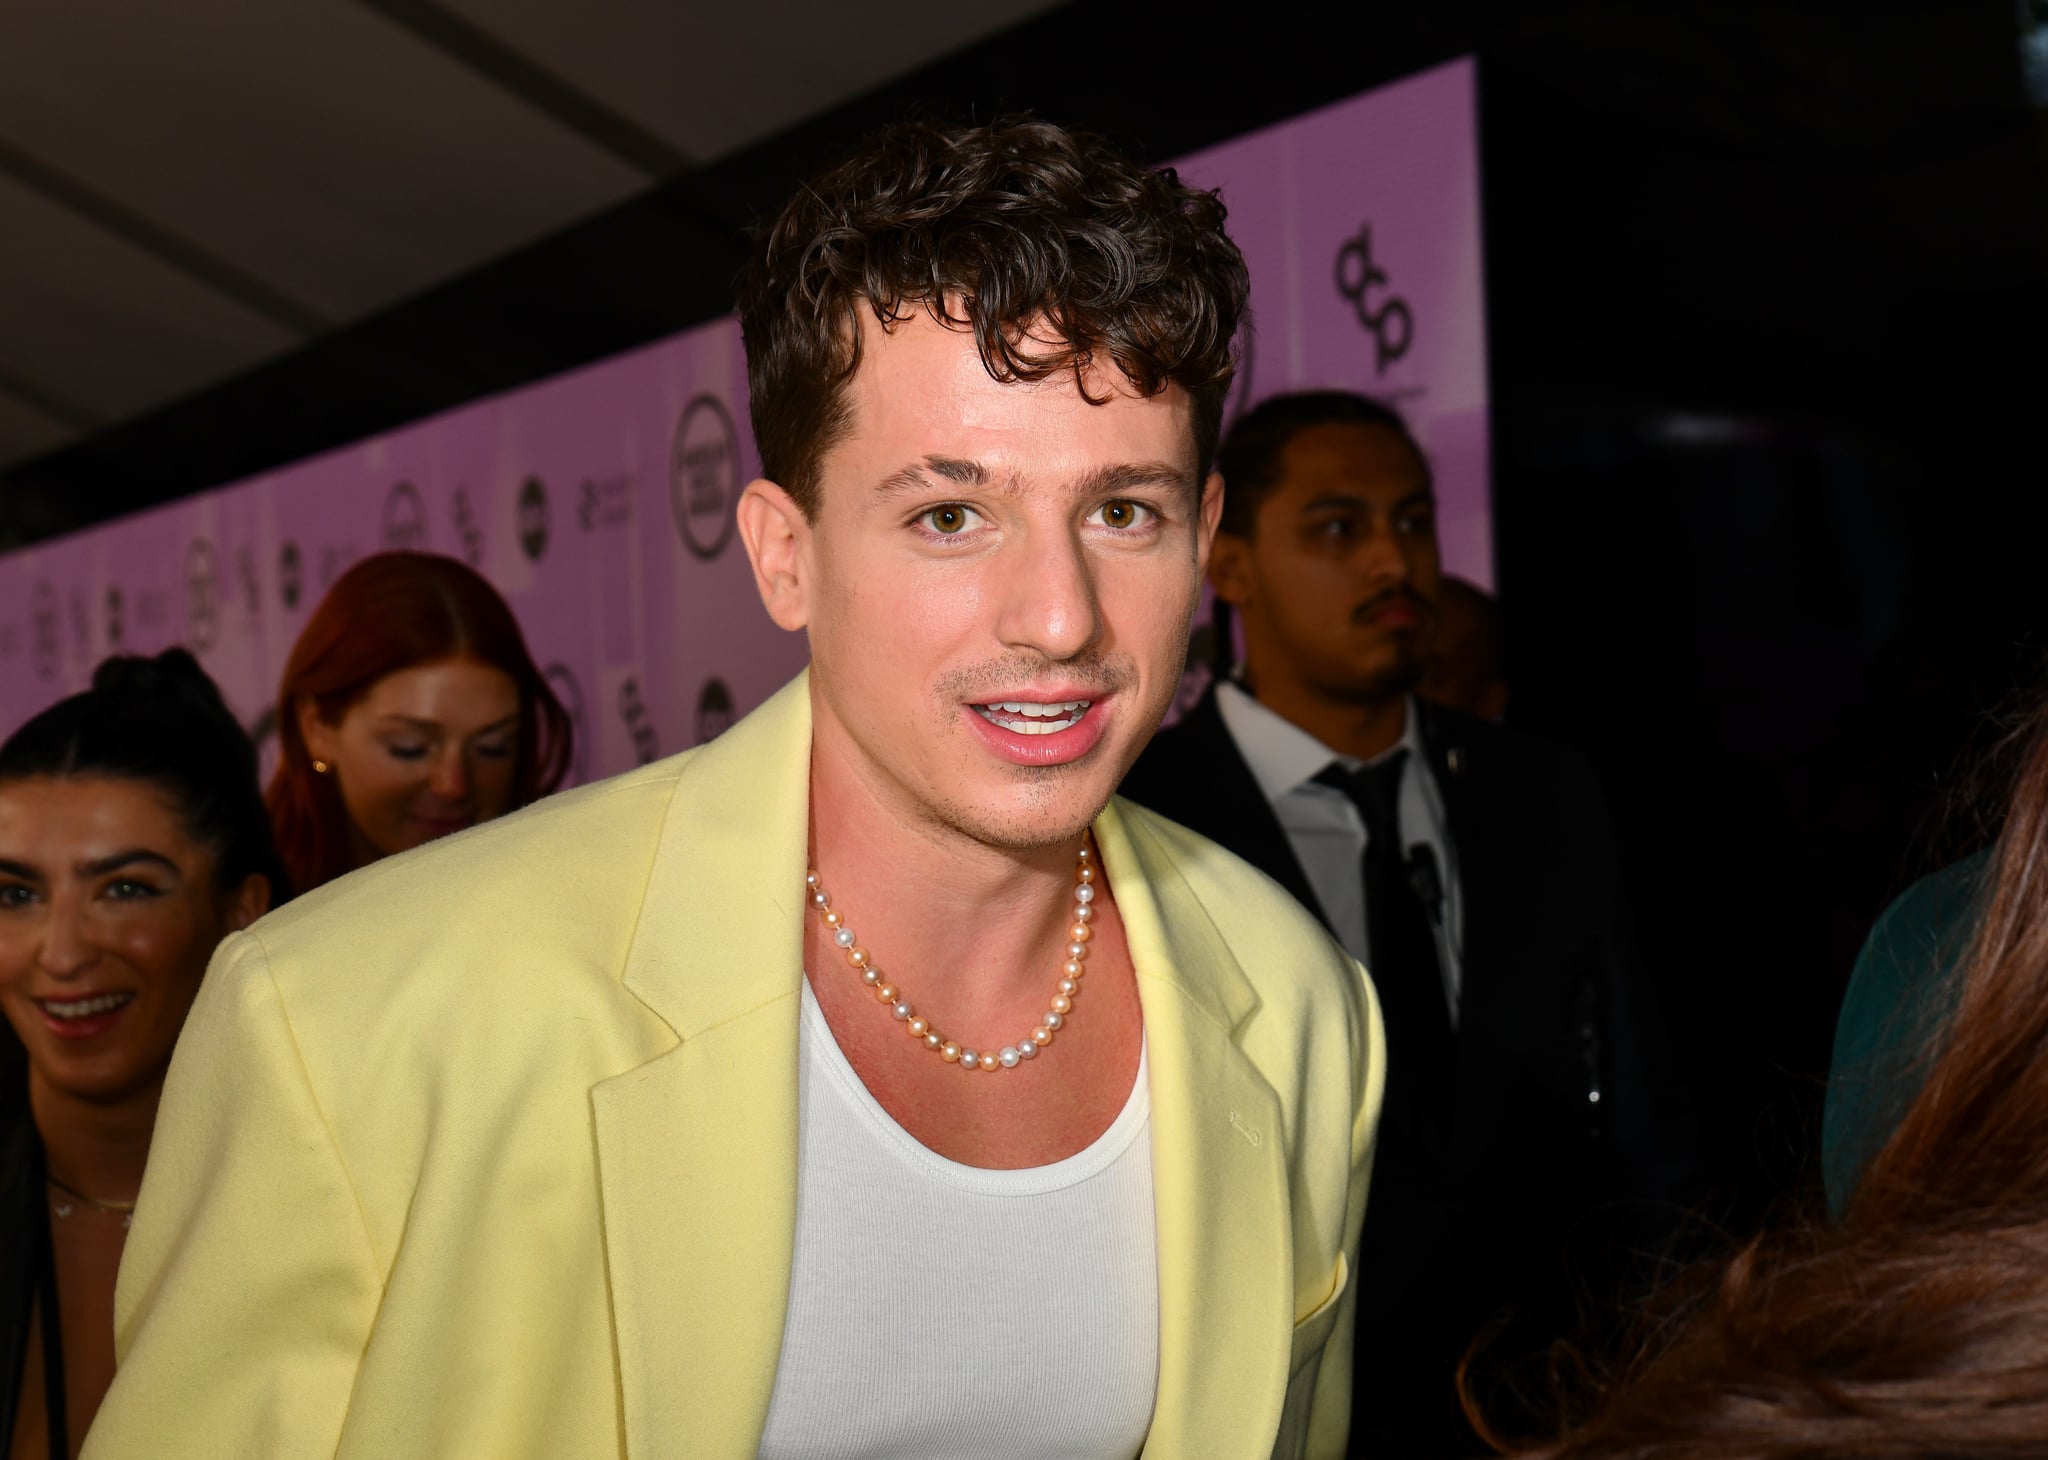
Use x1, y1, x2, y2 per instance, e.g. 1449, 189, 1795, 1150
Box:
1215, 420, 1441, 703
768, 308, 1220, 851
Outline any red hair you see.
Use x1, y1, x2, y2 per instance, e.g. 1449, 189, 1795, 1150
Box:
266, 552, 571, 893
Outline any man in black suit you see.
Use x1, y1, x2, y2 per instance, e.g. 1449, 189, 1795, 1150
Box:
1121, 391, 1688, 1455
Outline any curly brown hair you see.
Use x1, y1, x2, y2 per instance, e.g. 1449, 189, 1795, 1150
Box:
735, 115, 1250, 517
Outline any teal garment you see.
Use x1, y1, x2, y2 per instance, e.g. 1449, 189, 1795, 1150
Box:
1822, 852, 1986, 1217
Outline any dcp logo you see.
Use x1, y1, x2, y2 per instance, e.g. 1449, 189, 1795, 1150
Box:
669, 395, 739, 560
519, 476, 551, 562
1334, 222, 1412, 375
383, 482, 430, 550
185, 539, 221, 652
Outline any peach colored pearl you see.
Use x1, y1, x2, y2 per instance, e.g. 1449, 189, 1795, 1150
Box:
874, 983, 897, 1004
1078, 865, 1094, 882
1051, 994, 1073, 1015
848, 947, 870, 967
1063, 960, 1085, 979
822, 908, 843, 928
907, 1017, 930, 1038
940, 1042, 961, 1063
1066, 942, 1088, 961
1070, 923, 1091, 943
924, 1031, 944, 1051
1058, 978, 1078, 997
1031, 1025, 1052, 1046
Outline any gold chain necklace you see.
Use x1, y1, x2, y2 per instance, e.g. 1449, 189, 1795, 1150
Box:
806, 840, 1096, 1071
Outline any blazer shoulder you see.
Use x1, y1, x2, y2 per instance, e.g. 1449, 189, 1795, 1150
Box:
1420, 703, 1603, 797
248, 748, 702, 998
1114, 796, 1355, 980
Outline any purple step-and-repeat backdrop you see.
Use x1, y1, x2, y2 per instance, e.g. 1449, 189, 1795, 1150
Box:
0, 59, 1488, 786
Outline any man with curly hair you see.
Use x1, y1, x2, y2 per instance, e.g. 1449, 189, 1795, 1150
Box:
88, 118, 1382, 1459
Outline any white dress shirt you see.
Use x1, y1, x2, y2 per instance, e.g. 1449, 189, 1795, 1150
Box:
1214, 680, 1466, 1022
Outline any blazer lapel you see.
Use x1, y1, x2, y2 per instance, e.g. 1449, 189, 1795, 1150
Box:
1098, 800, 1297, 1457
591, 674, 814, 1458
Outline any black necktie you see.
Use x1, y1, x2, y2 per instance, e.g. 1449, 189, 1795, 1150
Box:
1315, 751, 1456, 1153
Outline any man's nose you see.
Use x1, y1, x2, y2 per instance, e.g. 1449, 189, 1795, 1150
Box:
993, 524, 1103, 662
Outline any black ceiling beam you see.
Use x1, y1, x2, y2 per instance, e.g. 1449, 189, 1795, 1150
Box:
356, 0, 691, 180
0, 360, 101, 435
0, 135, 330, 339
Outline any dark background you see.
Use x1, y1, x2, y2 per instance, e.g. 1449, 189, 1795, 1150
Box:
6, 0, 2045, 1226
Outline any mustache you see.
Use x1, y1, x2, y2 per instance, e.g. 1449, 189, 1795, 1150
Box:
1351, 586, 1433, 625
933, 649, 1138, 702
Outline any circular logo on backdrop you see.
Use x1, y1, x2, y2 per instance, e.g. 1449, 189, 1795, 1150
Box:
185, 539, 221, 652
543, 662, 588, 785
279, 540, 304, 610
669, 395, 740, 560
105, 586, 125, 650
30, 581, 58, 681
696, 677, 735, 746
519, 476, 551, 562
382, 482, 430, 551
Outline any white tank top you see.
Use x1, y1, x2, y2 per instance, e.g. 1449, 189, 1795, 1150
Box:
757, 980, 1158, 1459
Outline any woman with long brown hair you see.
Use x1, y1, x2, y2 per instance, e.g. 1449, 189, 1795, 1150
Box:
1498, 697, 2048, 1458
268, 552, 572, 894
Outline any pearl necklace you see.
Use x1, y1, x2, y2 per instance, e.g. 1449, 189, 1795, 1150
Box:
805, 841, 1097, 1072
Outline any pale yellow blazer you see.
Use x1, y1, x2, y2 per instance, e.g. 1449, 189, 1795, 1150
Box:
86, 674, 1383, 1459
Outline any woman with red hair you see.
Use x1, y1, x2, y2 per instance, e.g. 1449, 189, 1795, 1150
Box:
268, 553, 572, 894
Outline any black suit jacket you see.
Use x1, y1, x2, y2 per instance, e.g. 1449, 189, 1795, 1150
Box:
1121, 687, 1689, 1453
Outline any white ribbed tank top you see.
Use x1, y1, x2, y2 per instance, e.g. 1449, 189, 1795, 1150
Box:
756, 980, 1158, 1459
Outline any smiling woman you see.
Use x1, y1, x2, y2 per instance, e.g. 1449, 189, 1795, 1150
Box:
267, 552, 572, 893
0, 649, 283, 1460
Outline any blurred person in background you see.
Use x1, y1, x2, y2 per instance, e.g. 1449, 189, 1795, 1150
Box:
267, 552, 572, 893
1505, 689, 2048, 1459
1419, 574, 1509, 723
1122, 389, 1692, 1456
0, 650, 282, 1460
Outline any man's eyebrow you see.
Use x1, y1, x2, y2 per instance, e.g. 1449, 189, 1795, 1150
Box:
1298, 487, 1437, 513
79, 849, 181, 879
1074, 461, 1195, 498
874, 455, 989, 498
0, 858, 41, 883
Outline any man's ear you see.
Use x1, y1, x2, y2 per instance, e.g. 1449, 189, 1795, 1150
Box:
1193, 469, 1225, 573
294, 697, 337, 766
737, 478, 812, 632
1208, 524, 1255, 610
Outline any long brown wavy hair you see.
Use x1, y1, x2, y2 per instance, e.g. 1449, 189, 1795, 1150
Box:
266, 552, 572, 894
1499, 696, 2048, 1457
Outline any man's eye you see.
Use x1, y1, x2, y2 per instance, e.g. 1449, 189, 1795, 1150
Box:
0, 884, 35, 910
105, 878, 160, 901
1095, 499, 1153, 530
920, 504, 981, 536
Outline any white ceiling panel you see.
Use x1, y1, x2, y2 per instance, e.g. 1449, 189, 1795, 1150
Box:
0, 0, 648, 320
0, 169, 297, 422
442, 0, 1067, 160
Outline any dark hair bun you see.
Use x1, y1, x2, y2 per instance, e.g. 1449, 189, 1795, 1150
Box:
91, 648, 235, 721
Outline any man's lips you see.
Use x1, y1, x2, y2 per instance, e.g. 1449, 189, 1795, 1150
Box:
961, 694, 1113, 767
1357, 593, 1427, 630
33, 990, 137, 1041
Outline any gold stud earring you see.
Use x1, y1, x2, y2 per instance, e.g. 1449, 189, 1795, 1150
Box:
311, 758, 330, 774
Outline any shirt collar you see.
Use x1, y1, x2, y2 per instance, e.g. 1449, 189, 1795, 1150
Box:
1213, 679, 1423, 807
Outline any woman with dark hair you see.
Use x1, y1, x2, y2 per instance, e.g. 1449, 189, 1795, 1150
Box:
268, 552, 572, 893
1491, 695, 2048, 1458
0, 650, 283, 1459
